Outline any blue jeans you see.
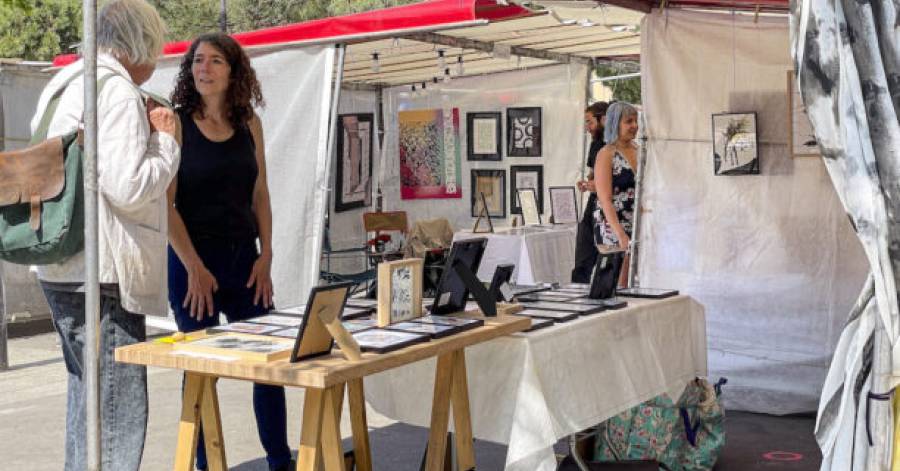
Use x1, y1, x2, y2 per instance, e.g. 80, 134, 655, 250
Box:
42, 284, 148, 471
168, 240, 291, 470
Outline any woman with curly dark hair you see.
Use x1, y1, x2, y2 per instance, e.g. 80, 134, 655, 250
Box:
167, 33, 291, 471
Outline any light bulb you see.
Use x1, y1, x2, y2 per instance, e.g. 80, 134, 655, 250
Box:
371, 52, 380, 73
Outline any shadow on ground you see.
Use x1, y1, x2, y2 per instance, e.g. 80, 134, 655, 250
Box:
230, 410, 820, 471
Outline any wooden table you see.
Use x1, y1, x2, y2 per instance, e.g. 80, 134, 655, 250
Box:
115, 313, 529, 471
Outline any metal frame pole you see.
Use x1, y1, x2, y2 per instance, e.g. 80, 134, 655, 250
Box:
311, 44, 346, 287
0, 263, 7, 371
82, 0, 101, 469
626, 111, 648, 288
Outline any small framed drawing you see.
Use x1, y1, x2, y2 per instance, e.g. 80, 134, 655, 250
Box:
510, 165, 543, 214
518, 188, 541, 225
507, 107, 542, 157
291, 281, 362, 362
470, 169, 506, 218
787, 70, 819, 157
174, 333, 295, 362
334, 113, 374, 212
466, 112, 502, 161
377, 258, 424, 327
549, 186, 578, 224
712, 112, 759, 175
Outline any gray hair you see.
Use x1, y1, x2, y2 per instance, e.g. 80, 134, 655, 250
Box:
603, 101, 638, 144
97, 0, 167, 66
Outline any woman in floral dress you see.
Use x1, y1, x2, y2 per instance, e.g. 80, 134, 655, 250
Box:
593, 102, 639, 285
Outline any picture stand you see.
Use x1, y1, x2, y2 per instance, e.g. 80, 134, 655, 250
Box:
489, 264, 516, 302
376, 258, 424, 327
291, 282, 363, 362
472, 192, 494, 234
452, 259, 497, 316
431, 238, 496, 316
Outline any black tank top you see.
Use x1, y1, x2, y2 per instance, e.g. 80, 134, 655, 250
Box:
175, 108, 258, 241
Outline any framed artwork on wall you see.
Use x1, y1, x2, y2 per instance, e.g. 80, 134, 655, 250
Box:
466, 112, 502, 161
510, 165, 543, 214
787, 70, 819, 157
712, 112, 759, 175
399, 108, 463, 199
549, 186, 578, 224
470, 169, 506, 218
334, 113, 374, 212
507, 107, 542, 157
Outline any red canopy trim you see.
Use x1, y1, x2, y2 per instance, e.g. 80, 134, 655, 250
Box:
53, 0, 533, 67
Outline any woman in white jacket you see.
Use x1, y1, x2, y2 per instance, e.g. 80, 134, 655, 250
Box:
30, 1, 180, 469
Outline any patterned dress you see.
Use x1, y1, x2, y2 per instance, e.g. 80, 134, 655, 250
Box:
593, 149, 636, 246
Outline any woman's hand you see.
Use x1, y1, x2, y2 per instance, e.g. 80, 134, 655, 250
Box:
246, 252, 274, 308
183, 262, 218, 320
617, 232, 631, 251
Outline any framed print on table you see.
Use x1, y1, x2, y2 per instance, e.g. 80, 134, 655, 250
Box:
376, 258, 424, 327
787, 70, 819, 157
712, 112, 759, 175
549, 186, 578, 224
517, 188, 541, 225
510, 165, 543, 215
466, 112, 502, 161
334, 113, 374, 212
507, 107, 542, 157
470, 169, 506, 218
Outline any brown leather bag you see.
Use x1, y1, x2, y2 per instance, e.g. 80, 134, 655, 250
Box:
0, 134, 72, 230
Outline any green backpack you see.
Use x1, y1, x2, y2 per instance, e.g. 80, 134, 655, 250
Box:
0, 72, 115, 265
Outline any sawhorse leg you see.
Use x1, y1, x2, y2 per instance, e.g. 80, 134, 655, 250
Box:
425, 349, 476, 471
297, 381, 373, 471
173, 373, 227, 471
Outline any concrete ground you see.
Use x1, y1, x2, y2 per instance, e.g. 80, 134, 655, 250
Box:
1, 329, 821, 471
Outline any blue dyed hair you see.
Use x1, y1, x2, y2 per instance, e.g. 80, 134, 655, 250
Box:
603, 101, 638, 144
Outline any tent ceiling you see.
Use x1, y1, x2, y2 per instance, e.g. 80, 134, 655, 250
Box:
342, 4, 643, 87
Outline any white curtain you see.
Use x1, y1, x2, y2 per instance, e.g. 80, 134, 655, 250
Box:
144, 45, 336, 309
639, 10, 868, 414
791, 0, 900, 468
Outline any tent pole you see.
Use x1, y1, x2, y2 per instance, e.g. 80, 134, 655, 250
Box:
82, 0, 101, 469
312, 44, 346, 288
374, 86, 385, 211
626, 111, 648, 288
0, 263, 7, 371
579, 63, 592, 221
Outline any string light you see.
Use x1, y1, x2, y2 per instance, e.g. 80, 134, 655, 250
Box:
457, 55, 464, 76
443, 68, 452, 83
437, 49, 446, 71
371, 52, 380, 73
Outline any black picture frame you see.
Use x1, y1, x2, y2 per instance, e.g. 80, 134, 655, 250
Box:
510, 165, 544, 214
290, 282, 353, 362
711, 111, 759, 176
549, 186, 578, 224
466, 112, 502, 161
507, 107, 542, 157
470, 169, 506, 218
335, 113, 374, 212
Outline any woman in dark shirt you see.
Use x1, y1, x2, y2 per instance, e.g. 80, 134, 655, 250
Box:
167, 33, 289, 471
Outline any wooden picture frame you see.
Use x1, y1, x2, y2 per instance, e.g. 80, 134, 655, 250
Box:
787, 70, 819, 157
466, 112, 502, 161
549, 186, 578, 224
712, 112, 759, 175
470, 169, 506, 218
507, 107, 542, 157
517, 188, 541, 225
291, 282, 362, 362
377, 258, 424, 327
510, 165, 543, 214
174, 333, 295, 362
335, 113, 374, 212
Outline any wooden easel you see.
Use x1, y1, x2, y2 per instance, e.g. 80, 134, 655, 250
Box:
472, 192, 494, 234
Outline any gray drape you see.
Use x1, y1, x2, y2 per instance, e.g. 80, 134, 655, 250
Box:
791, 0, 900, 468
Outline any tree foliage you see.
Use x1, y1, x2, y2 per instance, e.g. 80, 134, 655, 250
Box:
595, 64, 641, 105
0, 0, 81, 61
0, 0, 418, 61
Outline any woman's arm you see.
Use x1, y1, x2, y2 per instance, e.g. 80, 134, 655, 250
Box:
593, 146, 629, 249
246, 113, 274, 308
167, 178, 219, 319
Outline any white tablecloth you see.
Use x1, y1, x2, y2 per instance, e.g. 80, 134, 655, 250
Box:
363, 296, 707, 471
454, 225, 578, 285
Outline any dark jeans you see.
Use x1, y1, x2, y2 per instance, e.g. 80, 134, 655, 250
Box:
168, 240, 291, 471
572, 194, 599, 283
42, 284, 148, 471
